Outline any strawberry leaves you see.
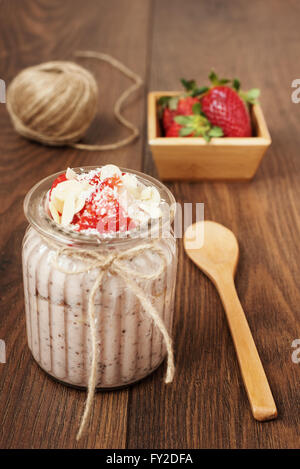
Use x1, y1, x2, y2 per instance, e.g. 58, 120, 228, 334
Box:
180, 71, 260, 103
232, 78, 240, 91
191, 86, 209, 97
168, 96, 180, 110
208, 126, 224, 138
157, 96, 171, 107
160, 92, 224, 141
157, 95, 180, 119
174, 106, 223, 141
180, 78, 196, 91
209, 71, 260, 104
174, 115, 209, 138
192, 102, 203, 115
240, 88, 260, 104
209, 70, 231, 86
180, 78, 209, 97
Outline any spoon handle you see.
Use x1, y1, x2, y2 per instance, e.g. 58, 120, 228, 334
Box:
216, 273, 277, 421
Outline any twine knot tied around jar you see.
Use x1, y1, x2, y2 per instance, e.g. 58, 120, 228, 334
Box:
49, 239, 175, 440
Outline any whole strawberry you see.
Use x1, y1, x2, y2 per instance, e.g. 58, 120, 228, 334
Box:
158, 82, 223, 141
158, 74, 260, 140
160, 95, 200, 132
201, 72, 259, 137
177, 96, 201, 115
162, 107, 177, 131
165, 121, 182, 137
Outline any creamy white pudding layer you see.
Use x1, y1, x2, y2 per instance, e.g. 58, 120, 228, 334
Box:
22, 227, 177, 388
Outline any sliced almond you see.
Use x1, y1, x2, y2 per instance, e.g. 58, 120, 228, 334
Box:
139, 202, 162, 219
66, 167, 77, 180
150, 187, 161, 204
53, 180, 88, 202
49, 201, 61, 224
122, 173, 139, 194
148, 206, 162, 219
140, 187, 152, 200
61, 194, 76, 226
100, 164, 122, 180
52, 196, 64, 214
75, 195, 86, 213
140, 186, 161, 204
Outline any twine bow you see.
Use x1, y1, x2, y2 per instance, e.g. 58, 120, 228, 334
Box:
50, 240, 175, 440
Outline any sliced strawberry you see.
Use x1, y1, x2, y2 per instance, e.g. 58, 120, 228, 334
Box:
49, 168, 133, 234
72, 181, 132, 234
101, 176, 122, 189
97, 203, 133, 234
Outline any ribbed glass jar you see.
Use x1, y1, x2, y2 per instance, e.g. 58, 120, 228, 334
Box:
22, 167, 177, 389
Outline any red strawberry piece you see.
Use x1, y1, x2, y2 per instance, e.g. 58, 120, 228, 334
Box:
96, 203, 133, 234
161, 96, 200, 135
201, 86, 252, 137
163, 97, 200, 136
177, 96, 201, 115
72, 184, 132, 234
90, 174, 122, 189
162, 107, 177, 131
165, 121, 182, 137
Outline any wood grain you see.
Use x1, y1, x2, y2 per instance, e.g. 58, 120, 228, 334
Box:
0, 0, 300, 449
0, 0, 151, 449
136, 0, 300, 449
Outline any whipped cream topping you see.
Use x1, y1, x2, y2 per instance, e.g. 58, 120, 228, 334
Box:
46, 165, 162, 235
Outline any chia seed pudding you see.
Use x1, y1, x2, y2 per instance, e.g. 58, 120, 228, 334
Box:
22, 165, 177, 388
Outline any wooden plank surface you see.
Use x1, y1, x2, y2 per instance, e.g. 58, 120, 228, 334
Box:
0, 0, 151, 449
133, 0, 300, 449
0, 0, 300, 449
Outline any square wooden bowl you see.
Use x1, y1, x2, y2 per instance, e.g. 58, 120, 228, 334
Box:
148, 91, 271, 181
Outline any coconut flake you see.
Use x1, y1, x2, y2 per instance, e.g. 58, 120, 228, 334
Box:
49, 200, 61, 224
61, 194, 76, 226
100, 164, 122, 180
48, 165, 163, 233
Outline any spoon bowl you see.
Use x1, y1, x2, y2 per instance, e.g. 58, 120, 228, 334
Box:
184, 220, 239, 281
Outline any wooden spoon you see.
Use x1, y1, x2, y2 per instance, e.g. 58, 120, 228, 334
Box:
184, 220, 277, 421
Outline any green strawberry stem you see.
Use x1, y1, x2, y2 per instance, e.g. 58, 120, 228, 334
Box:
180, 78, 209, 97
209, 70, 231, 86
239, 88, 260, 104
174, 114, 223, 141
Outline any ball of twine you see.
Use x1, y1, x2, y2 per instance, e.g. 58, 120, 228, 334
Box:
6, 51, 143, 150
7, 61, 98, 146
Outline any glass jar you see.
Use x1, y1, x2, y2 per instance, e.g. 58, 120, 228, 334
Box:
22, 167, 177, 389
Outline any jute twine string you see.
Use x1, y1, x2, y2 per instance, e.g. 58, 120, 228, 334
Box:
49, 240, 175, 441
6, 51, 143, 150
7, 61, 98, 145
72, 51, 143, 150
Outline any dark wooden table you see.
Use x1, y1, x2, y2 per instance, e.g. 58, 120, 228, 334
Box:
0, 0, 300, 449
